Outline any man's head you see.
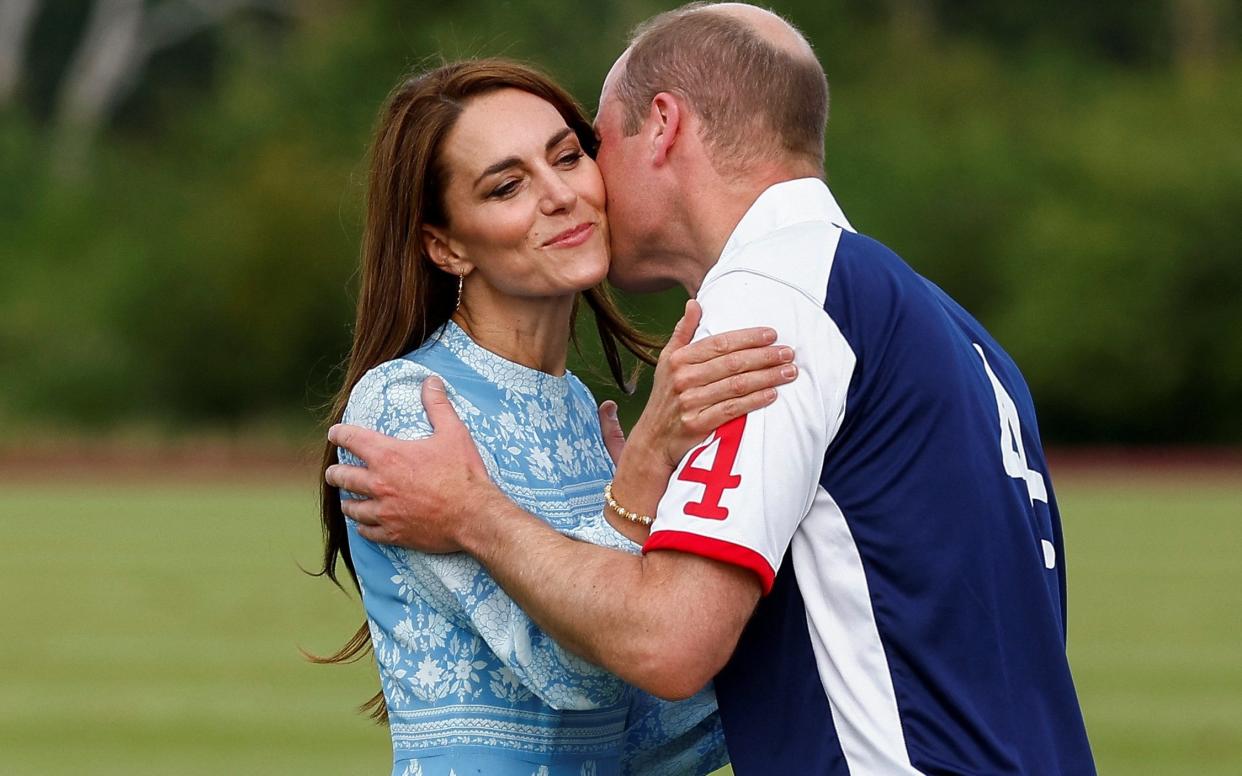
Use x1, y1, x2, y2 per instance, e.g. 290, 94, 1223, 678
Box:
596, 2, 829, 291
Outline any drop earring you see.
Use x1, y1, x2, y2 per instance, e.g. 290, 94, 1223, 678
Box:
455, 273, 464, 311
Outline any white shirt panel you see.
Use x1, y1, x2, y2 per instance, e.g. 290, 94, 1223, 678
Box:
646, 218, 857, 592
792, 488, 921, 774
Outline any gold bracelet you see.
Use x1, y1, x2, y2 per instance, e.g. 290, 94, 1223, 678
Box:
603, 481, 654, 527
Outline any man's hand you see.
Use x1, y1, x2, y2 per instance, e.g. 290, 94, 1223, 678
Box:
325, 377, 500, 553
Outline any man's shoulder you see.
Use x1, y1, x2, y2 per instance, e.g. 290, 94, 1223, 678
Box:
705, 223, 918, 307
707, 220, 846, 309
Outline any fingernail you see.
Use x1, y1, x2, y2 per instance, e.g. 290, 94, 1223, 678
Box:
426, 377, 445, 392
605, 402, 618, 419
780, 364, 798, 379
778, 346, 794, 361
327, 425, 340, 443
764, 329, 778, 343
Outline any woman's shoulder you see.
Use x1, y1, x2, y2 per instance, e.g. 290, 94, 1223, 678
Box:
564, 370, 602, 405
350, 355, 441, 396
343, 357, 445, 435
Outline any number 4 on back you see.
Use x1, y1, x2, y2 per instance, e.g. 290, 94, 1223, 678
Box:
974, 344, 1048, 505
678, 416, 748, 519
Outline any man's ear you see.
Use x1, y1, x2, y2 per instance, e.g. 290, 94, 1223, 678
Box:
648, 92, 683, 166
421, 225, 472, 276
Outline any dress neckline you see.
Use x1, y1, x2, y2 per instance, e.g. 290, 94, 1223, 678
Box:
439, 319, 573, 397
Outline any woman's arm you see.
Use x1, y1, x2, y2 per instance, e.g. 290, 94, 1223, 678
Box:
599, 300, 796, 543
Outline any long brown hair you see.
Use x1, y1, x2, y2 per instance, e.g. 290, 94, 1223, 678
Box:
311, 59, 660, 722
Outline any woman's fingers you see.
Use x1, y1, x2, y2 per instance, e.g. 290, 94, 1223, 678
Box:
666, 299, 704, 353
673, 343, 794, 391
674, 326, 778, 366
598, 400, 626, 463
690, 388, 781, 434
680, 363, 798, 414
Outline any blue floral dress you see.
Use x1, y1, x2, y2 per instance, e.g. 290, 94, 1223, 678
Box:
338, 321, 728, 776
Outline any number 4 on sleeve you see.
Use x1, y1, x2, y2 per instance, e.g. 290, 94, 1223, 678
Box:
677, 416, 747, 519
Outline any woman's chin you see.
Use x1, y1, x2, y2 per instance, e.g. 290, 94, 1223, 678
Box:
572, 262, 611, 292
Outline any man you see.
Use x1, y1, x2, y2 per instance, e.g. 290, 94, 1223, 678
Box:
327, 3, 1096, 774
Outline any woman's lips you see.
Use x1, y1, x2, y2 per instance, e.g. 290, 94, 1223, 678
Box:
542, 222, 596, 249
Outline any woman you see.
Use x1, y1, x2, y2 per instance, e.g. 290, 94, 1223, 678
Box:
316, 60, 794, 776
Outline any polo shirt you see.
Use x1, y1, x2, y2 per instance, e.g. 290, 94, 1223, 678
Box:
644, 178, 1095, 775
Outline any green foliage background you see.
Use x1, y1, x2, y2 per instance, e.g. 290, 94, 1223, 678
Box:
2, 0, 1240, 443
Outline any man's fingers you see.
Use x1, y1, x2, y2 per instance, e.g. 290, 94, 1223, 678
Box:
421, 377, 466, 434
679, 326, 779, 365
340, 496, 381, 526
598, 400, 626, 463
667, 299, 703, 352
680, 364, 798, 411
354, 520, 387, 544
691, 388, 780, 433
327, 423, 390, 464
324, 463, 376, 499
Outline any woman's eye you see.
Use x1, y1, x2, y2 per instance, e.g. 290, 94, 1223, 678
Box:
557, 150, 583, 167
488, 179, 520, 199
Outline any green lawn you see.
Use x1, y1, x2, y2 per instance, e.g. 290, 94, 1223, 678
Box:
1, 476, 1239, 774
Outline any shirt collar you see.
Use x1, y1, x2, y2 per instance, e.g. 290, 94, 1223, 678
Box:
702, 177, 851, 290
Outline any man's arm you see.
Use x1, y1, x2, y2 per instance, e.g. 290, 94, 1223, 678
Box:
327, 381, 762, 700
462, 482, 761, 700
326, 302, 803, 697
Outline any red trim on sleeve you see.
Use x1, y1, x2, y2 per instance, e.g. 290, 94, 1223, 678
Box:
642, 530, 776, 596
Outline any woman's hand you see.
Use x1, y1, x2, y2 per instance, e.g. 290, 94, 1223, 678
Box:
630, 298, 796, 470
598, 400, 627, 463
601, 300, 795, 542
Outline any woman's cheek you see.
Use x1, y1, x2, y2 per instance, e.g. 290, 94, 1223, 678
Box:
488, 200, 538, 250
574, 161, 607, 211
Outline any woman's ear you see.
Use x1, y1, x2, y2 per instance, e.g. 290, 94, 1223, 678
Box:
421, 225, 472, 276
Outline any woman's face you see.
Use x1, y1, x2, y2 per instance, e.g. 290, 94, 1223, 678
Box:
428, 88, 609, 303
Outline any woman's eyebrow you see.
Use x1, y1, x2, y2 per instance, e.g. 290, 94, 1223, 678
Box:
473, 128, 576, 187
544, 127, 574, 151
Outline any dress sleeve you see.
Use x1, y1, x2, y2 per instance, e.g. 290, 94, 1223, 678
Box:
622, 684, 729, 776
643, 268, 855, 594
339, 359, 631, 711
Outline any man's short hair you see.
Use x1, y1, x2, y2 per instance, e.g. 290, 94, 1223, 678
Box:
615, 2, 828, 172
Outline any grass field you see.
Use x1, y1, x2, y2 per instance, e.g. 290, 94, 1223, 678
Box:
2, 473, 1239, 775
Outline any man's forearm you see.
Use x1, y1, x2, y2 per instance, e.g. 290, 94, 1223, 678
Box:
460, 488, 679, 692
457, 485, 758, 700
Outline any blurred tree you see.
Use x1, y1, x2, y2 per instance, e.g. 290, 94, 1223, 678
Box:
0, 0, 41, 105
1171, 0, 1235, 79
48, 0, 298, 176
0, 0, 1239, 444
885, 0, 935, 47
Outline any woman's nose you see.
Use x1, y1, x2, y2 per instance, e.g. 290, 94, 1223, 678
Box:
539, 172, 577, 215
